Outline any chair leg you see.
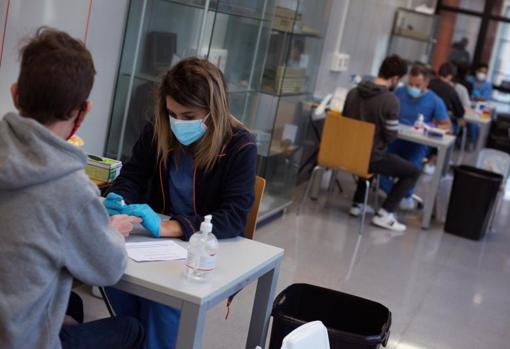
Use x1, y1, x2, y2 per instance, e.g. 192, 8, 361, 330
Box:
298, 166, 322, 215
98, 286, 115, 317
372, 175, 379, 210
328, 170, 336, 192
359, 179, 370, 235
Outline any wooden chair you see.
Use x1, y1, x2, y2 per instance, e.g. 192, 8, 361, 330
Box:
298, 111, 375, 235
244, 176, 266, 240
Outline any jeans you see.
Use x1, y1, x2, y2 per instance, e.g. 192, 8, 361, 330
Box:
353, 153, 420, 213
106, 287, 181, 349
60, 316, 145, 349
379, 140, 429, 199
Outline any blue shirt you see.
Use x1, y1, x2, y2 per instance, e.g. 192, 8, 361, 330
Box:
394, 87, 449, 126
467, 75, 493, 101
168, 150, 194, 216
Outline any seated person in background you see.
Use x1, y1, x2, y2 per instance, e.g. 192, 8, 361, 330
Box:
426, 63, 465, 174
380, 65, 452, 210
429, 63, 465, 131
467, 63, 493, 101
104, 57, 257, 349
452, 63, 473, 111
0, 28, 144, 349
466, 63, 492, 147
343, 55, 420, 232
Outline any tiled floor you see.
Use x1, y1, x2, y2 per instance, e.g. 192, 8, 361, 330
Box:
77, 172, 510, 349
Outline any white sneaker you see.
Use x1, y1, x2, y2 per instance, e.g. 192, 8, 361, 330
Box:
423, 163, 436, 175
372, 209, 406, 232
349, 203, 375, 217
399, 197, 416, 211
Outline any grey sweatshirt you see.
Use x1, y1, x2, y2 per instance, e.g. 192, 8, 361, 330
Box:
342, 80, 400, 161
0, 113, 127, 349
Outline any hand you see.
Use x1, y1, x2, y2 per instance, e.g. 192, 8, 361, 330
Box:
160, 220, 184, 238
104, 192, 128, 216
125, 204, 161, 237
110, 214, 142, 238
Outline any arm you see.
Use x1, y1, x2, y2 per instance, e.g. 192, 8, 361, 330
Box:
62, 197, 127, 286
433, 97, 453, 132
173, 142, 257, 240
108, 121, 158, 204
482, 82, 493, 101
381, 96, 400, 144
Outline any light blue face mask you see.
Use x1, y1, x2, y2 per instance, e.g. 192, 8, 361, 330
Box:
169, 114, 209, 146
407, 86, 423, 98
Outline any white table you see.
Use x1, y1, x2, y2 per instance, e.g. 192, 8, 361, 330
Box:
459, 110, 492, 163
398, 125, 456, 229
113, 231, 284, 349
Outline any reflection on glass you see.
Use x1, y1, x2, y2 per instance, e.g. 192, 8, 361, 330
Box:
432, 10, 480, 68
105, 0, 275, 160
388, 8, 438, 64
442, 0, 485, 13
255, 0, 330, 218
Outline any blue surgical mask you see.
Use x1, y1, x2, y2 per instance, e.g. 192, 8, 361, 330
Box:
407, 86, 422, 98
169, 114, 208, 146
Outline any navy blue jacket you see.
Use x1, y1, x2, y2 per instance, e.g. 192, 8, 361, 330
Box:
109, 122, 257, 240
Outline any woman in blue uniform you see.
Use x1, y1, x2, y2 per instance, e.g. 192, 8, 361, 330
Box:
104, 57, 257, 349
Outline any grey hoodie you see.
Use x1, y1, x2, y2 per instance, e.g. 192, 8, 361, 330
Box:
342, 80, 400, 161
0, 113, 127, 349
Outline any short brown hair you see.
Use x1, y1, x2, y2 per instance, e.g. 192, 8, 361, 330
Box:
17, 27, 96, 124
409, 64, 430, 79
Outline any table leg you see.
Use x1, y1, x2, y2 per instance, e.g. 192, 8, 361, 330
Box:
475, 122, 490, 157
245, 261, 281, 349
457, 125, 467, 165
422, 144, 451, 229
176, 301, 207, 349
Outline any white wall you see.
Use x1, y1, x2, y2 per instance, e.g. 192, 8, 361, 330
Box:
0, 0, 129, 156
315, 0, 410, 98
81, 0, 130, 155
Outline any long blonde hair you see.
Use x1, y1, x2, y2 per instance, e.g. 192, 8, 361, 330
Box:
154, 57, 245, 172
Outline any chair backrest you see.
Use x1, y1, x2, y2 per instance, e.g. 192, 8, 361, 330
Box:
317, 111, 375, 178
281, 321, 330, 349
244, 176, 266, 240
476, 148, 510, 183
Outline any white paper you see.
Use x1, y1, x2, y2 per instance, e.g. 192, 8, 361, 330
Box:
126, 241, 188, 262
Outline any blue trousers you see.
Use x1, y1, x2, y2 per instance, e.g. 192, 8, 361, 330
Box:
380, 140, 428, 198
468, 123, 480, 146
106, 288, 180, 349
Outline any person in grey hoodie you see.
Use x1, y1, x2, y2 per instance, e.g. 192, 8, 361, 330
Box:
0, 28, 144, 349
343, 55, 420, 232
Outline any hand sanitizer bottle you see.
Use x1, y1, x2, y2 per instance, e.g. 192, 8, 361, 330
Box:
414, 113, 425, 133
185, 215, 218, 281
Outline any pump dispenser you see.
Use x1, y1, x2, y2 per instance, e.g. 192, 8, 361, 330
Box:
185, 215, 218, 280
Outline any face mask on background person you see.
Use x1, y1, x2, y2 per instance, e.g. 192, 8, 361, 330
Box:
407, 85, 422, 98
169, 114, 209, 146
476, 72, 487, 81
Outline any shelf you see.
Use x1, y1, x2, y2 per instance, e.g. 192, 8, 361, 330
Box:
161, 0, 271, 22
260, 89, 313, 97
392, 31, 436, 43
258, 194, 293, 222
271, 29, 322, 38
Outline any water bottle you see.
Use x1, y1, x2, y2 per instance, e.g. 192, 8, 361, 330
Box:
185, 215, 218, 281
414, 113, 425, 132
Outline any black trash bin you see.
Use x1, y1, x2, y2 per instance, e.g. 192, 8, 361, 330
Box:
269, 284, 391, 349
445, 165, 503, 240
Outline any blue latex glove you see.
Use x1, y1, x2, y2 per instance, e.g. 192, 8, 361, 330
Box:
103, 192, 128, 216
125, 204, 161, 238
